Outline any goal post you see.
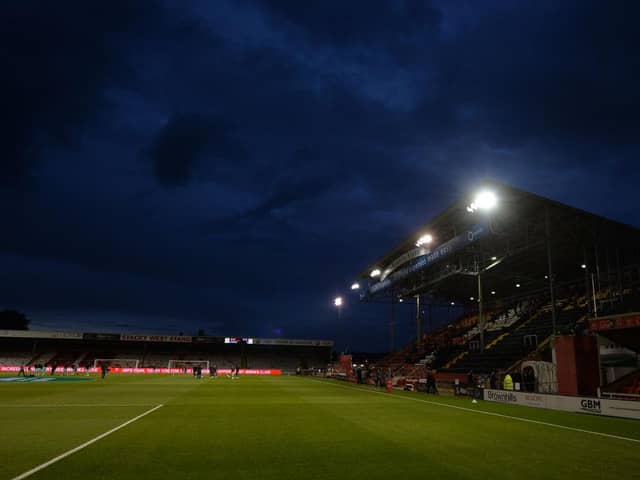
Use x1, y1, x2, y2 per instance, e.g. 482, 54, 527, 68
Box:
93, 358, 140, 368
168, 360, 210, 371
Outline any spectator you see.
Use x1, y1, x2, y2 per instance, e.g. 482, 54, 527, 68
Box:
503, 373, 514, 390
426, 370, 438, 394
490, 371, 498, 390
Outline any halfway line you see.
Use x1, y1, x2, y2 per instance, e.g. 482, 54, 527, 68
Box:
10, 404, 164, 480
313, 379, 640, 444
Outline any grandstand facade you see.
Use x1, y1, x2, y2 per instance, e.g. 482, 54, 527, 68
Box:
352, 180, 640, 398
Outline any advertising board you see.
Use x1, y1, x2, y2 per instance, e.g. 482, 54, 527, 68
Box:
483, 389, 640, 420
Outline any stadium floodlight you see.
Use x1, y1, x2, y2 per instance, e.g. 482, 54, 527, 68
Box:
334, 296, 343, 307
351, 282, 360, 290
415, 233, 433, 247
370, 268, 381, 277
467, 190, 497, 213
475, 191, 497, 209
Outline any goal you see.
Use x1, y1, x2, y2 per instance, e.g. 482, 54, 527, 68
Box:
93, 358, 140, 368
168, 360, 210, 371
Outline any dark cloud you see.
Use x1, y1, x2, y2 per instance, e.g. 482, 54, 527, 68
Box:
0, 1, 158, 185
147, 114, 247, 187
259, 0, 442, 63
412, 1, 640, 149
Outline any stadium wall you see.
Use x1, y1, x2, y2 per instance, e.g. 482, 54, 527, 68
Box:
555, 335, 600, 396
483, 389, 640, 420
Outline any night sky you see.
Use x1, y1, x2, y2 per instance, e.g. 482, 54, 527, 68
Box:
2, 1, 640, 351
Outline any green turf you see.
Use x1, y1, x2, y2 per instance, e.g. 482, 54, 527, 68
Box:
0, 375, 638, 479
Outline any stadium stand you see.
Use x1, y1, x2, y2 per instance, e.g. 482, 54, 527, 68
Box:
0, 331, 333, 373
352, 181, 640, 395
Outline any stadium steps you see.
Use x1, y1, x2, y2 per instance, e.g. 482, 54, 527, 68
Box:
506, 334, 554, 373
443, 351, 467, 369
445, 309, 582, 374
485, 331, 510, 350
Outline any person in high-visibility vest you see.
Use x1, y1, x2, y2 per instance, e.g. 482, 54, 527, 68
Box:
503, 373, 514, 391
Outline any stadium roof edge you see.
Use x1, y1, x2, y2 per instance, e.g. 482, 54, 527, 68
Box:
0, 329, 334, 346
355, 179, 640, 279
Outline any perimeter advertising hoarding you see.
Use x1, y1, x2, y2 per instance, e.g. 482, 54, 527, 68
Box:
589, 313, 640, 332
0, 366, 281, 375
366, 222, 489, 297
484, 389, 640, 420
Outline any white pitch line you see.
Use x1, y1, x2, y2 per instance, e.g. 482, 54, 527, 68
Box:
314, 379, 640, 444
10, 404, 164, 480
0, 404, 156, 408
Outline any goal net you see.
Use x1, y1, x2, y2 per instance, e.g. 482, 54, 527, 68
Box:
168, 360, 210, 371
93, 358, 140, 368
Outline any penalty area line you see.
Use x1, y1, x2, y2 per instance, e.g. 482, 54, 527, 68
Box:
312, 379, 640, 444
10, 404, 164, 480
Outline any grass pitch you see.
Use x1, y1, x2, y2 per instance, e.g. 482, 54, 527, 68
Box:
0, 374, 638, 480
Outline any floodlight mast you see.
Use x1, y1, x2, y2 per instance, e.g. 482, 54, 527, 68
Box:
545, 207, 557, 338
415, 294, 421, 344
466, 188, 498, 351
477, 261, 485, 351
334, 296, 343, 352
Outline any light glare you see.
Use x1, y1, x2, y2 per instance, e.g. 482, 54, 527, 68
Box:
467, 190, 498, 213
475, 191, 497, 210
416, 233, 433, 247
334, 297, 343, 307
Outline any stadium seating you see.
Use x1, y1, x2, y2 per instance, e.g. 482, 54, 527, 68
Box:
0, 352, 33, 367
